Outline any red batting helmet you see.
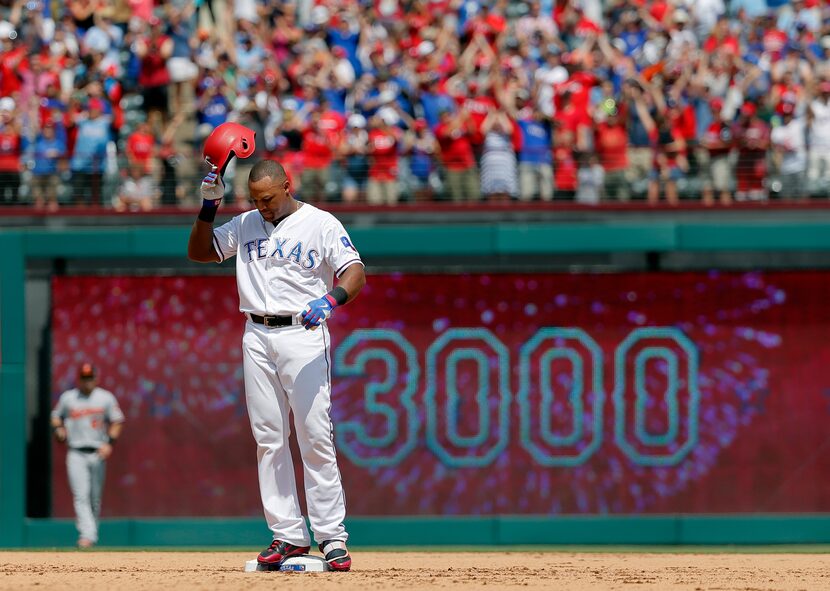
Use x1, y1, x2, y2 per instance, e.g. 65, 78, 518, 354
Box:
202, 122, 256, 174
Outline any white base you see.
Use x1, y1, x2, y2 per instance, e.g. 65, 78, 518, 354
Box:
245, 555, 330, 572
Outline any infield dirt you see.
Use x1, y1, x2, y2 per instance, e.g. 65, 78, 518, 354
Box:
1, 551, 828, 590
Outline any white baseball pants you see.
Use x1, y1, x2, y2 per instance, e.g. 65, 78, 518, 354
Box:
242, 321, 348, 546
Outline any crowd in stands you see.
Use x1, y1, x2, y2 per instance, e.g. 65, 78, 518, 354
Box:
0, 0, 830, 209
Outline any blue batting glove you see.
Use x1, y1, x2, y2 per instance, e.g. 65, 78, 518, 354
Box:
299, 295, 338, 330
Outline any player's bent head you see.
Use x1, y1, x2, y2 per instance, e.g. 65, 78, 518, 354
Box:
249, 159, 287, 186
248, 159, 293, 221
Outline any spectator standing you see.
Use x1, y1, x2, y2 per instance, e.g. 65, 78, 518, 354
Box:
51, 363, 125, 548
435, 107, 480, 201
700, 98, 735, 205
232, 31, 267, 94
113, 164, 157, 211
594, 99, 630, 201
37, 82, 67, 129
196, 77, 231, 136
366, 113, 400, 205
300, 107, 336, 202
125, 120, 155, 175
648, 113, 688, 206
135, 17, 173, 131
0, 97, 22, 204
231, 99, 267, 204
271, 103, 305, 196
534, 46, 568, 118
734, 101, 770, 201
453, 80, 497, 165
479, 109, 517, 201
552, 125, 577, 199
623, 80, 655, 194
771, 98, 807, 199
164, 4, 198, 115
29, 119, 66, 211
575, 152, 605, 205
318, 98, 347, 149
419, 74, 455, 130
516, 1, 558, 46
403, 118, 439, 202
807, 81, 830, 194
157, 113, 184, 207
340, 113, 369, 203
270, 4, 303, 64
70, 98, 110, 206
157, 136, 179, 207
82, 9, 124, 75
514, 97, 554, 201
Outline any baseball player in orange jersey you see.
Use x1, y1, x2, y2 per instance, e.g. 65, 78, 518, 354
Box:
188, 124, 365, 571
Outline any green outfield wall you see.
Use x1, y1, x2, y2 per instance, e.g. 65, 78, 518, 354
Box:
16, 515, 830, 547
3, 222, 830, 547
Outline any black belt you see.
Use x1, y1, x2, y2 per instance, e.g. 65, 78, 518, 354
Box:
71, 447, 99, 454
249, 314, 294, 328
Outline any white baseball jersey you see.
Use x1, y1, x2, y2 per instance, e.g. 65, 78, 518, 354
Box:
810, 99, 830, 149
213, 201, 361, 547
771, 117, 807, 175
212, 202, 363, 316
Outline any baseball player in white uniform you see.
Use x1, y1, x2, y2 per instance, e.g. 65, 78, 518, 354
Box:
51, 363, 125, 548
188, 127, 365, 572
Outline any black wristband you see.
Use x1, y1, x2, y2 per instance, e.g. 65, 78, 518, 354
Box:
198, 200, 220, 223
328, 286, 349, 306
107, 436, 117, 445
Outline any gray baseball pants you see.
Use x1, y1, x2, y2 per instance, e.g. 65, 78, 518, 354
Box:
67, 449, 106, 543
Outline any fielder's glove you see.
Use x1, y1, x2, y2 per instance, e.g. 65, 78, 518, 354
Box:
299, 295, 338, 330
200, 169, 224, 207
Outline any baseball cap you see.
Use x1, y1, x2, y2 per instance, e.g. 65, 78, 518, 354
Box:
377, 106, 398, 125
311, 5, 329, 25
0, 96, 15, 112
416, 40, 435, 57
78, 363, 96, 379
0, 20, 17, 40
198, 76, 218, 91
740, 101, 757, 117
347, 113, 366, 128
778, 100, 795, 115
673, 9, 690, 23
